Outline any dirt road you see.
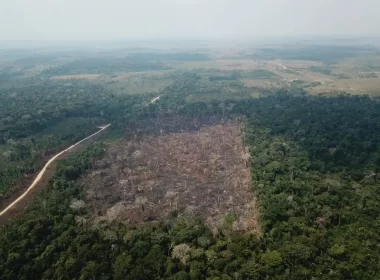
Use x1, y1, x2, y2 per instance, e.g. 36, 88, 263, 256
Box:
145, 95, 161, 106
0, 124, 111, 217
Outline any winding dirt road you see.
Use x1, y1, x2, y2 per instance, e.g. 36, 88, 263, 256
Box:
0, 124, 111, 217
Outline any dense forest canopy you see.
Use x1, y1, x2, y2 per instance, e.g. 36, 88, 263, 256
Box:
1, 47, 380, 279
0, 76, 152, 195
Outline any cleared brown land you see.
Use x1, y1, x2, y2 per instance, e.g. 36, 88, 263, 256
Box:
51, 74, 101, 80
308, 77, 380, 95
171, 57, 380, 95
83, 122, 259, 234
274, 59, 322, 68
170, 59, 262, 70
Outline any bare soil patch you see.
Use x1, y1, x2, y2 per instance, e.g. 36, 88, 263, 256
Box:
51, 74, 101, 80
170, 59, 262, 70
274, 59, 322, 69
83, 121, 259, 233
306, 76, 380, 95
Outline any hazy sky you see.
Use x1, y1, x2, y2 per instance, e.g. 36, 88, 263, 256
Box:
1, 0, 379, 40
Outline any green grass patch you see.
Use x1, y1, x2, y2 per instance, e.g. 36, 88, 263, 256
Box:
105, 76, 173, 95
308, 65, 333, 75
239, 69, 279, 80
102, 127, 124, 143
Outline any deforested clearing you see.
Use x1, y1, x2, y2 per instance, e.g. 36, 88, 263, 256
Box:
50, 74, 101, 80
82, 121, 259, 234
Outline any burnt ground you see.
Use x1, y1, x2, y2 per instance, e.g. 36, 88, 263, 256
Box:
82, 120, 259, 233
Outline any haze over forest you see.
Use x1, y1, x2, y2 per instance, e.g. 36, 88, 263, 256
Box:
2, 1, 380, 280
1, 0, 380, 41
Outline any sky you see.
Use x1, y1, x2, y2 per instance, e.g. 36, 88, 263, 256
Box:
0, 0, 380, 41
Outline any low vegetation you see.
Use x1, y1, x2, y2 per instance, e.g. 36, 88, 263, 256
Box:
308, 65, 333, 75
250, 45, 374, 64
